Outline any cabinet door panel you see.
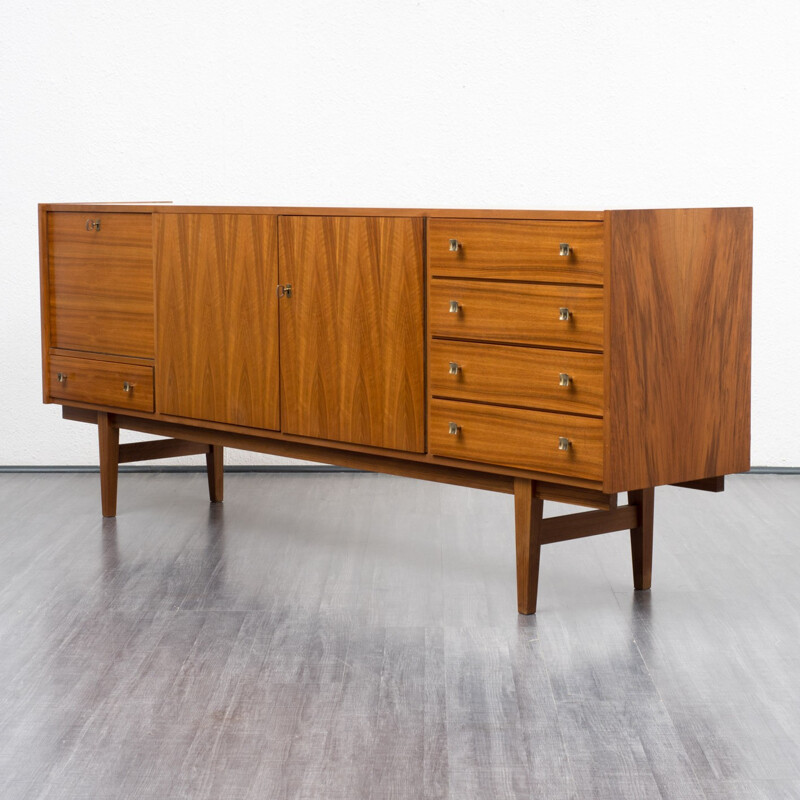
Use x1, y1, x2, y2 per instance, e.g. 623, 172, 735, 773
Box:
279, 216, 425, 452
48, 212, 153, 357
155, 214, 279, 430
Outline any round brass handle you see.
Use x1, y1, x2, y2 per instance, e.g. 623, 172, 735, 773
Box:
559, 373, 572, 387
559, 243, 571, 257
449, 362, 461, 375
448, 422, 460, 435
558, 307, 571, 321
449, 300, 461, 313
123, 381, 133, 392
558, 437, 571, 451
449, 239, 462, 252
56, 372, 67, 383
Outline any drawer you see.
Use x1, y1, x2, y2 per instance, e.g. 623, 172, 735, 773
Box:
430, 279, 603, 350
430, 340, 603, 416
49, 355, 154, 412
430, 399, 603, 481
428, 219, 604, 284
47, 212, 154, 357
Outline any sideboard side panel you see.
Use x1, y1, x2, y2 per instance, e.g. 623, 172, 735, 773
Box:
38, 205, 51, 402
604, 207, 753, 493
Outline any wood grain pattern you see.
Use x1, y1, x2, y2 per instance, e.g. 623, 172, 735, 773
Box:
49, 354, 154, 412
47, 211, 154, 357
604, 208, 752, 492
430, 399, 604, 481
430, 339, 603, 416
279, 216, 425, 452
429, 219, 604, 283
430, 279, 604, 350
155, 214, 280, 430
514, 478, 543, 614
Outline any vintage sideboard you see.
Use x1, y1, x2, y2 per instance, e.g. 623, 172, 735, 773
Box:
38, 204, 752, 613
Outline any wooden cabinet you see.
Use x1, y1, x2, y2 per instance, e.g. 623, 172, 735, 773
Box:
278, 216, 425, 452
155, 214, 280, 430
38, 203, 752, 615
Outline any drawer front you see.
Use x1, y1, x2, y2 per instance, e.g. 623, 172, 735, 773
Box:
428, 219, 604, 284
430, 279, 603, 350
430, 340, 603, 416
49, 355, 154, 412
430, 399, 603, 481
47, 212, 154, 358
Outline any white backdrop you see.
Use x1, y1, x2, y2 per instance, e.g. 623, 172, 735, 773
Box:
1, 0, 797, 467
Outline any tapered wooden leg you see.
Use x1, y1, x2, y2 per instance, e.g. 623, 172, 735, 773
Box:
206, 445, 224, 503
514, 478, 544, 614
98, 412, 119, 518
629, 487, 655, 590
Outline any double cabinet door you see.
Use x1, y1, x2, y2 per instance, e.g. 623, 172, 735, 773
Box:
155, 214, 425, 453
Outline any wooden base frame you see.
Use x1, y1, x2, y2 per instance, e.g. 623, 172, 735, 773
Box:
84, 408, 662, 613
514, 479, 655, 614
97, 411, 223, 517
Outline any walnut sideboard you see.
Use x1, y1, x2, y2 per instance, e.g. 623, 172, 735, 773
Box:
37, 204, 752, 613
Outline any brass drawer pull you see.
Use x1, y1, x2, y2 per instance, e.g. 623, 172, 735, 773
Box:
558, 307, 571, 321
56, 372, 67, 383
449, 362, 461, 375
449, 300, 461, 313
448, 422, 460, 436
123, 381, 133, 393
449, 239, 461, 252
558, 436, 571, 451
559, 373, 572, 387
559, 242, 571, 257
85, 218, 101, 232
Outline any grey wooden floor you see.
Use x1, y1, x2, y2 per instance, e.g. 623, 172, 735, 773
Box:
1, 472, 799, 800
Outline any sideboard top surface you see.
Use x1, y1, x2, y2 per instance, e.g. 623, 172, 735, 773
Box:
40, 203, 607, 219
38, 204, 752, 221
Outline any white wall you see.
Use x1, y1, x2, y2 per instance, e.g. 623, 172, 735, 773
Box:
1, 0, 797, 467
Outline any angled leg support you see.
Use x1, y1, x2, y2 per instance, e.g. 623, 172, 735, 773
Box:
628, 488, 655, 590
98, 412, 119, 518
206, 444, 224, 503
514, 478, 544, 615
96, 414, 223, 516
514, 481, 656, 614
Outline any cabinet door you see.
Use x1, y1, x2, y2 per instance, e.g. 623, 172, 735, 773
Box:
155, 214, 280, 430
47, 212, 153, 357
279, 216, 425, 452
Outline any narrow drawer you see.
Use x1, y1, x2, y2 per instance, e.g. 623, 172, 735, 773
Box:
430, 399, 603, 481
47, 211, 154, 357
430, 279, 603, 350
430, 340, 603, 416
428, 219, 604, 284
49, 355, 154, 412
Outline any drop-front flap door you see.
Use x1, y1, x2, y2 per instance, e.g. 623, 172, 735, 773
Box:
278, 216, 425, 452
155, 214, 280, 430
